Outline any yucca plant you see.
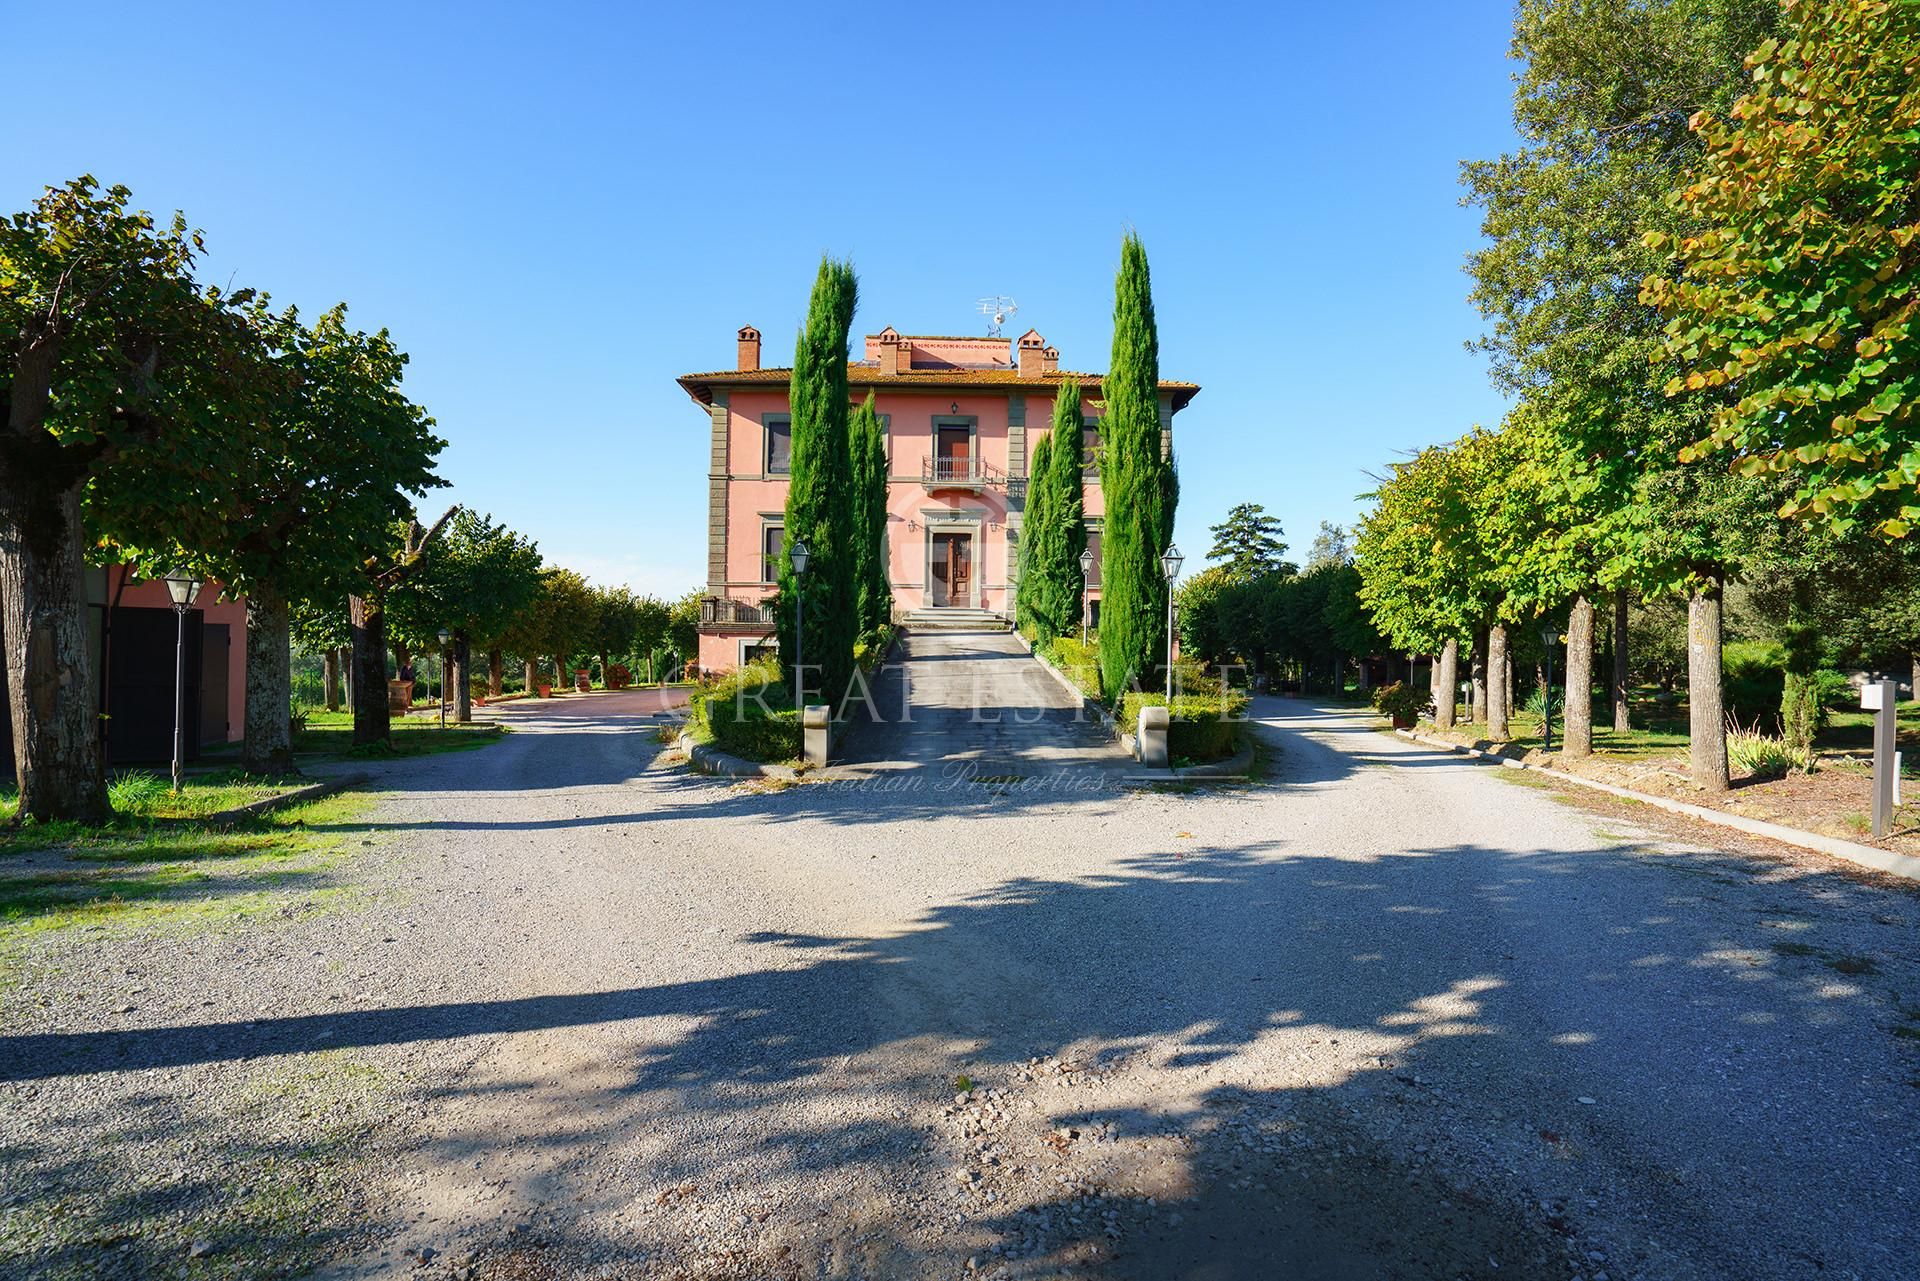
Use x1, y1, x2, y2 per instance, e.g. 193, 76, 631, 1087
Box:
1724, 714, 1812, 780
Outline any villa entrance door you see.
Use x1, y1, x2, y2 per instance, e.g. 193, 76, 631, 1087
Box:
929, 532, 973, 607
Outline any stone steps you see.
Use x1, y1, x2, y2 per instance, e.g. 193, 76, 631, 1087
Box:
899, 609, 1012, 632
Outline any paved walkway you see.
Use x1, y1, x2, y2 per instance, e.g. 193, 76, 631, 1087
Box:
842, 627, 1131, 779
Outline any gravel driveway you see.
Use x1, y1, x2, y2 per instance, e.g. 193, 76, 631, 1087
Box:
3, 688, 1916, 1281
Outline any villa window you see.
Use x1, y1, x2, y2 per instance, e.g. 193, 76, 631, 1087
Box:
765, 416, 792, 475
762, 523, 783, 582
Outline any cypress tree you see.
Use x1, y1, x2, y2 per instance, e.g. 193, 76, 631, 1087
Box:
1016, 430, 1055, 635
776, 257, 859, 709
1039, 379, 1087, 640
1098, 233, 1174, 695
851, 392, 893, 637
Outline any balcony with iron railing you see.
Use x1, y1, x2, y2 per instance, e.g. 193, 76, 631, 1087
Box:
921, 455, 1008, 492
700, 596, 775, 629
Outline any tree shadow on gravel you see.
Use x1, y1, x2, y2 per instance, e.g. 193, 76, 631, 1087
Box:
6, 834, 1916, 1279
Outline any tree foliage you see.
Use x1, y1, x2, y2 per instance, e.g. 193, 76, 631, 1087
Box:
775, 257, 859, 708
1098, 233, 1177, 694
849, 393, 893, 637
1206, 503, 1288, 579
1648, 0, 1920, 537
1017, 380, 1088, 642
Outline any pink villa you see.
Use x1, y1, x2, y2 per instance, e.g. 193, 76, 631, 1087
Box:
679, 325, 1199, 672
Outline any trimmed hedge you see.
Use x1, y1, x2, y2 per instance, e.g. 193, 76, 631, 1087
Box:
688, 659, 801, 763
1118, 674, 1250, 763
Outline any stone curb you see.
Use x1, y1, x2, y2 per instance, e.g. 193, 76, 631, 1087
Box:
1395, 727, 1920, 883
206, 772, 370, 826
675, 734, 802, 781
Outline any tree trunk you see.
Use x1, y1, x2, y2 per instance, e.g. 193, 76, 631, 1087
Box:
1434, 639, 1459, 730
348, 594, 392, 746
322, 646, 340, 712
1487, 624, 1510, 742
0, 459, 111, 822
1612, 588, 1632, 733
337, 645, 353, 707
453, 634, 473, 722
488, 649, 503, 698
599, 650, 611, 690
555, 654, 568, 693
1565, 595, 1594, 759
1910, 653, 1918, 701
242, 583, 295, 775
525, 658, 539, 694
1470, 635, 1488, 725
1688, 577, 1728, 791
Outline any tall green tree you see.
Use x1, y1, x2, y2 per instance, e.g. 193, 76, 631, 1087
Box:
0, 178, 260, 818
346, 511, 456, 739
498, 565, 597, 694
1206, 503, 1288, 579
102, 302, 447, 772
849, 393, 893, 637
1017, 380, 1089, 642
389, 510, 541, 720
1461, 0, 1781, 787
1649, 0, 1920, 539
1016, 429, 1055, 636
1098, 233, 1177, 695
775, 257, 859, 708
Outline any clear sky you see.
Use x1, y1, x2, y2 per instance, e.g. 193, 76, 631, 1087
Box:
5, 2, 1520, 596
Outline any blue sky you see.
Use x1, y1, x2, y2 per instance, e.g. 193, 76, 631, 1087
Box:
5, 2, 1519, 596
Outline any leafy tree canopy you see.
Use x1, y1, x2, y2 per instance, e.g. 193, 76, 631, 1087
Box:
1206, 503, 1289, 579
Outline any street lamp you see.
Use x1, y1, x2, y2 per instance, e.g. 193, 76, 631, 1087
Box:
1078, 546, 1095, 645
161, 569, 203, 793
1539, 622, 1557, 754
1160, 545, 1184, 694
789, 540, 809, 709
437, 627, 452, 728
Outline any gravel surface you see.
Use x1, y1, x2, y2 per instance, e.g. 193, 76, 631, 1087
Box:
3, 663, 1917, 1281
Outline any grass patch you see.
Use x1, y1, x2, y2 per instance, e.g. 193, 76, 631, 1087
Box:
0, 790, 376, 942
205, 710, 506, 761
953, 1073, 975, 1094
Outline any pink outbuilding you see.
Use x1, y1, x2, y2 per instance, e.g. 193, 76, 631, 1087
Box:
679, 325, 1198, 673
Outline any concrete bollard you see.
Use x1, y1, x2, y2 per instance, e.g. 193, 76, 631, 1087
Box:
803, 703, 830, 768
1137, 704, 1170, 769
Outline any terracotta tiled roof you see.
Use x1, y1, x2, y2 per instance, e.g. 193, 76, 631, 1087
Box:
677, 365, 1200, 411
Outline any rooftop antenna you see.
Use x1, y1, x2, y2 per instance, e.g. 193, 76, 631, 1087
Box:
977, 296, 1018, 338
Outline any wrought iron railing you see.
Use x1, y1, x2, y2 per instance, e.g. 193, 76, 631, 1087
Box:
700, 596, 775, 626
921, 457, 1008, 488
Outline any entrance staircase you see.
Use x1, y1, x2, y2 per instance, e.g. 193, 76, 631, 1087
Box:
898, 607, 1011, 633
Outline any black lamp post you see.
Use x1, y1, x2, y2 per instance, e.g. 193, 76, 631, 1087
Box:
437, 627, 451, 727
1160, 545, 1184, 693
789, 540, 810, 708
1079, 546, 1095, 645
1539, 622, 1558, 754
161, 569, 203, 792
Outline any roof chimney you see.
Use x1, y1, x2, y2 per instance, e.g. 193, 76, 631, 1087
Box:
1041, 345, 1059, 374
886, 334, 912, 375
736, 325, 761, 371
1016, 329, 1046, 378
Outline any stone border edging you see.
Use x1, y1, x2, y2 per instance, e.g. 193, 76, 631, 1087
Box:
1395, 727, 1920, 883
675, 734, 802, 781
206, 772, 370, 826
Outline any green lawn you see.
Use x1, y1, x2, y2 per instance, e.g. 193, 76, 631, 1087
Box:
0, 786, 375, 945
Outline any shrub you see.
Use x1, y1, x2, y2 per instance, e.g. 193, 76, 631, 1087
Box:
1722, 640, 1787, 728
1045, 635, 1103, 702
1725, 714, 1811, 779
688, 658, 801, 763
607, 664, 632, 690
1118, 686, 1250, 762
1370, 680, 1426, 725
855, 624, 898, 673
